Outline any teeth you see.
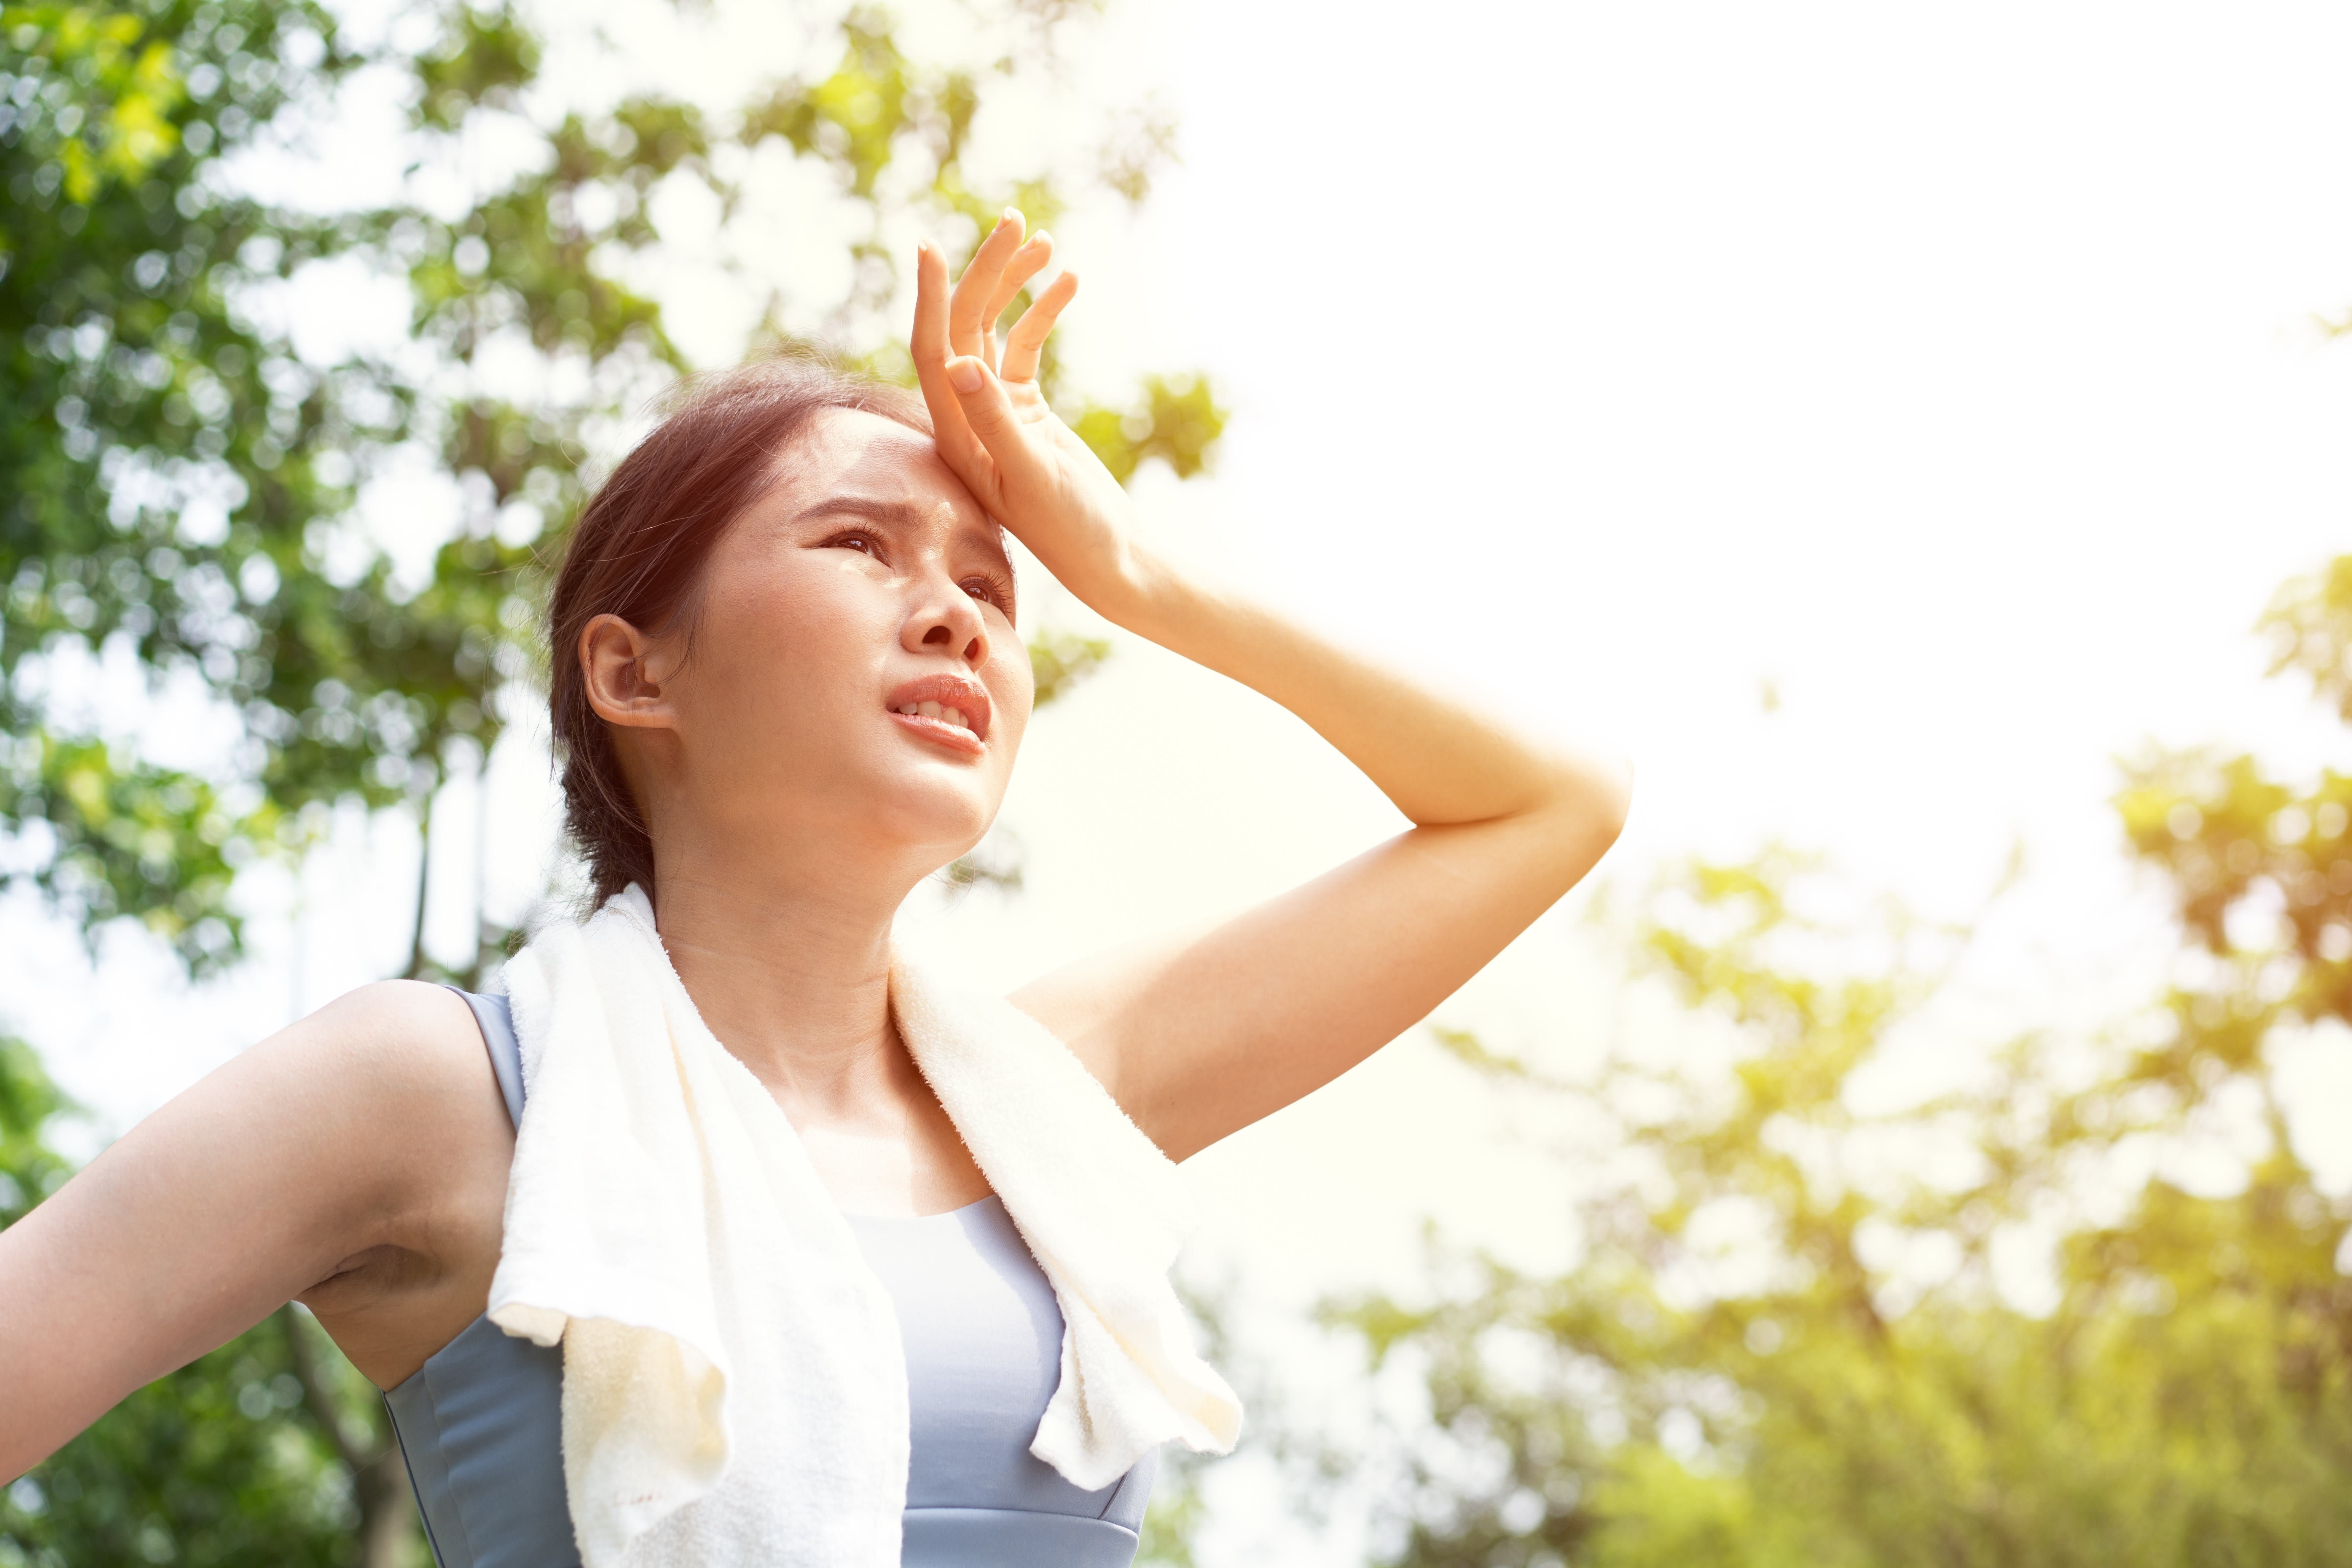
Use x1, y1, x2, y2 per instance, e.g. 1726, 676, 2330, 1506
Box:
894, 699, 978, 736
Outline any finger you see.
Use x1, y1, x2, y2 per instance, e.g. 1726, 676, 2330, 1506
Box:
981, 233, 1056, 367
912, 243, 995, 488
948, 208, 1029, 361
1000, 269, 1078, 386
943, 354, 1051, 502
912, 241, 954, 375
951, 208, 1028, 360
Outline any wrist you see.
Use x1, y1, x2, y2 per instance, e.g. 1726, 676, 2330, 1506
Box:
1097, 542, 1199, 645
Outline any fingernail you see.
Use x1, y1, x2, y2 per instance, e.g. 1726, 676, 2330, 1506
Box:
948, 359, 984, 394
1001, 206, 1021, 226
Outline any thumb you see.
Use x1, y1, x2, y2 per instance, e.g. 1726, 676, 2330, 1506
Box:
944, 355, 1048, 490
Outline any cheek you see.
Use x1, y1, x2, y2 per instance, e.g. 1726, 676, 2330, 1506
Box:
988, 647, 1036, 756
686, 561, 888, 728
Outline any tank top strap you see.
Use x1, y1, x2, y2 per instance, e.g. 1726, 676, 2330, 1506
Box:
444, 986, 523, 1129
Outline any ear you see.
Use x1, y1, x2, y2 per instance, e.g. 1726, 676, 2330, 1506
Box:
580, 613, 679, 729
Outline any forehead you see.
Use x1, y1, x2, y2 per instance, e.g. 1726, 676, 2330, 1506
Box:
769, 407, 985, 527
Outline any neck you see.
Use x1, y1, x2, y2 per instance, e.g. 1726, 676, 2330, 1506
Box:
646, 850, 917, 1117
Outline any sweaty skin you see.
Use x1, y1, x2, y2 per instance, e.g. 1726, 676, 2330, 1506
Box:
0, 212, 1630, 1480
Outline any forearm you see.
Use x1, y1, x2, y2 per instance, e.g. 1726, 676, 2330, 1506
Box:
1114, 550, 1631, 832
910, 219, 1627, 835
0, 1146, 291, 1479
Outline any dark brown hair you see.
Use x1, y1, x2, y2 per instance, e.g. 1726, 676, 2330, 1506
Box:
547, 356, 932, 907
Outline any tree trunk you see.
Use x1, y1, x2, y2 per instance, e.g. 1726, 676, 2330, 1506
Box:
354, 1444, 422, 1568
280, 1306, 423, 1565
404, 792, 435, 980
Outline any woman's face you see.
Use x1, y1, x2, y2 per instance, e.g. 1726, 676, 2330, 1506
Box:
637, 408, 1034, 881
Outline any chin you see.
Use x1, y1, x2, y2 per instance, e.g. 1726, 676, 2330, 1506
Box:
862, 767, 1003, 865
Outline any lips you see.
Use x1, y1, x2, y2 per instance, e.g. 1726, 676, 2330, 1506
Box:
886, 672, 992, 750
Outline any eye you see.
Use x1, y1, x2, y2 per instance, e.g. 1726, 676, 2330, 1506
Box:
960, 575, 1015, 618
823, 529, 885, 559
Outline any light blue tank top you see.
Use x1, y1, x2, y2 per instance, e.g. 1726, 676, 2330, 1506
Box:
383, 990, 1158, 1568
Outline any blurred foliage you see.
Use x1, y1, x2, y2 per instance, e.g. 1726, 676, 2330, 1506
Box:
1, 730, 278, 966
1301, 556, 2352, 1562
1071, 372, 1223, 486
3, 0, 1216, 1560
938, 826, 1022, 899
1414, 196, 2352, 1568
0, 1320, 373, 1568
0, 1035, 69, 1227
3, 0, 375, 971
1135, 1269, 1286, 1568
1028, 624, 1111, 706
1219, 383, 2352, 1567
1317, 672, 2352, 1565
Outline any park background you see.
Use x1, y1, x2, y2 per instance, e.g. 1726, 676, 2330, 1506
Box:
7, 0, 2352, 1563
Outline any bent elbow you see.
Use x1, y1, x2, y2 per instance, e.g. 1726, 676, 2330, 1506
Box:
1535, 749, 1633, 879
1591, 750, 1635, 842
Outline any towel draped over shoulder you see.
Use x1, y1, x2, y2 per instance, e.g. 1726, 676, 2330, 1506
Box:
486, 886, 1242, 1568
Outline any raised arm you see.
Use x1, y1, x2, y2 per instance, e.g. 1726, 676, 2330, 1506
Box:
0, 982, 506, 1480
911, 215, 1631, 1161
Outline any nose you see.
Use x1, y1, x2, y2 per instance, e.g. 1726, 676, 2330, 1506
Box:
902, 577, 989, 670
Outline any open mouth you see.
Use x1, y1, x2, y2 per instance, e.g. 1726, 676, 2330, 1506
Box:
890, 699, 980, 739
885, 674, 992, 750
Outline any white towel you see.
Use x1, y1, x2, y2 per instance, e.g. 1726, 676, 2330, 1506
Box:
487, 885, 1242, 1568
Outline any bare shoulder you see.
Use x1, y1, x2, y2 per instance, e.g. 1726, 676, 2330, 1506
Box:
279, 976, 491, 1076
202, 979, 506, 1201
265, 978, 499, 1115
63, 978, 500, 1244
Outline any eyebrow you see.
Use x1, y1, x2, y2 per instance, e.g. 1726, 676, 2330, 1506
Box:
795, 494, 930, 530
797, 494, 1012, 559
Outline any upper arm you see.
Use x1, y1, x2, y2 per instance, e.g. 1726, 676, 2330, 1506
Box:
1014, 774, 1630, 1162
0, 980, 492, 1480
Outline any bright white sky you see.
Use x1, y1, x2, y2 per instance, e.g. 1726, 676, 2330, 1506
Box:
12, 2, 2352, 1558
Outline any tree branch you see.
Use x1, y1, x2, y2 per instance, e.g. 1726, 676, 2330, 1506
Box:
279, 1304, 387, 1473
403, 793, 434, 981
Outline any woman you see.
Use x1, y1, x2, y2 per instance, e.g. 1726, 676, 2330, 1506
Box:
0, 214, 1630, 1565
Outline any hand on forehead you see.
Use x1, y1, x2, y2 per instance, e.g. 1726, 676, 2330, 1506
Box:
771, 407, 1015, 575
